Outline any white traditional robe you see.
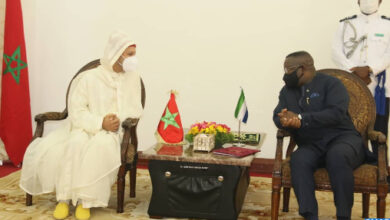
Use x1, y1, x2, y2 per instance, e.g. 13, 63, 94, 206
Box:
19, 32, 143, 208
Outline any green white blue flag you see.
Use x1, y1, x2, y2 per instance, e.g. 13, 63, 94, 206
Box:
234, 88, 248, 123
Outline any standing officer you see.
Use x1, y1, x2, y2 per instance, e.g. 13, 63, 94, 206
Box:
332, 0, 390, 163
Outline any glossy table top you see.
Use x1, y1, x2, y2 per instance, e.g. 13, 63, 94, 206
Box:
139, 141, 262, 167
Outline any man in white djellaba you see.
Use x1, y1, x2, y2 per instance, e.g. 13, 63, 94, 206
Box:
19, 31, 143, 220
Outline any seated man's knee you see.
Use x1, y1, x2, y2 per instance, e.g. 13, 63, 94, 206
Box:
69, 130, 89, 146
290, 150, 316, 170
325, 147, 351, 169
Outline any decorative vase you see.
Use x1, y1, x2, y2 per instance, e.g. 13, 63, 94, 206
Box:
193, 133, 215, 152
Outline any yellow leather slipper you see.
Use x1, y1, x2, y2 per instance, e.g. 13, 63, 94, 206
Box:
75, 204, 90, 220
53, 202, 69, 220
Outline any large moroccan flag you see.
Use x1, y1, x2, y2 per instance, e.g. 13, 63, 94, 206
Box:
0, 0, 32, 166
156, 92, 183, 143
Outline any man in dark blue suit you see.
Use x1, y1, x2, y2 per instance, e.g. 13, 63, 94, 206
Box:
273, 51, 365, 220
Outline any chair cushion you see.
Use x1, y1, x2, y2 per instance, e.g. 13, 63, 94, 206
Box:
126, 144, 136, 163
282, 158, 378, 187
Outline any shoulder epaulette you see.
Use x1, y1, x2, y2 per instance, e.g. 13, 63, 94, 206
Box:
339, 15, 357, 22
381, 15, 390, 21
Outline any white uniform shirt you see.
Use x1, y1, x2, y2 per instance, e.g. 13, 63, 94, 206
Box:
332, 13, 390, 96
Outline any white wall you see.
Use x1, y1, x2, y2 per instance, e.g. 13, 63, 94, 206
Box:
21, 0, 390, 158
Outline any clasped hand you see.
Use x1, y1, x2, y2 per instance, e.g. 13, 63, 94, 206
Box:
102, 114, 120, 132
350, 66, 371, 85
277, 108, 301, 129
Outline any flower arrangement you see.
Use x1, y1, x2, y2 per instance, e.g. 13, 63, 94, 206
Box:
185, 121, 234, 148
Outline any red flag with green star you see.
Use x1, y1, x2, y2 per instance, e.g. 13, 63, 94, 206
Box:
0, 0, 32, 166
156, 92, 183, 143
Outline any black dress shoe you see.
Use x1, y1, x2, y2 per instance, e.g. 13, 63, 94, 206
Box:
303, 213, 318, 220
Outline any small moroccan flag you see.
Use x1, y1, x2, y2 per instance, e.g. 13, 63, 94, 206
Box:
234, 88, 248, 124
0, 0, 32, 166
156, 92, 183, 143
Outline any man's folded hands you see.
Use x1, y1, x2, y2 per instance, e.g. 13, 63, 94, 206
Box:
278, 108, 301, 129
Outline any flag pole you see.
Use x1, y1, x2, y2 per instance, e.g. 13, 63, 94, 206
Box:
238, 120, 241, 146
238, 86, 242, 146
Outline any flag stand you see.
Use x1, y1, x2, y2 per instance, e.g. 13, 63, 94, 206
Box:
234, 120, 245, 147
233, 87, 247, 147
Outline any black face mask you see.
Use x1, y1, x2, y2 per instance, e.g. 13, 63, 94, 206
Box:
283, 68, 303, 88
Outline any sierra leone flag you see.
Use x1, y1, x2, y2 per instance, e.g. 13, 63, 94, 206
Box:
234, 88, 248, 123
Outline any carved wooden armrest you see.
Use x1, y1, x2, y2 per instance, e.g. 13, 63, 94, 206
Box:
368, 130, 386, 144
368, 130, 388, 184
377, 143, 388, 184
33, 110, 68, 139
35, 111, 67, 123
121, 118, 139, 129
273, 129, 289, 177
277, 129, 291, 138
120, 118, 140, 164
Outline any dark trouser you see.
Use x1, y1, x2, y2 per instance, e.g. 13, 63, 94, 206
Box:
370, 98, 389, 167
290, 135, 365, 220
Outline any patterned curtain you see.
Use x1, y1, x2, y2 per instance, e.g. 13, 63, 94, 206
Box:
0, 0, 8, 162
